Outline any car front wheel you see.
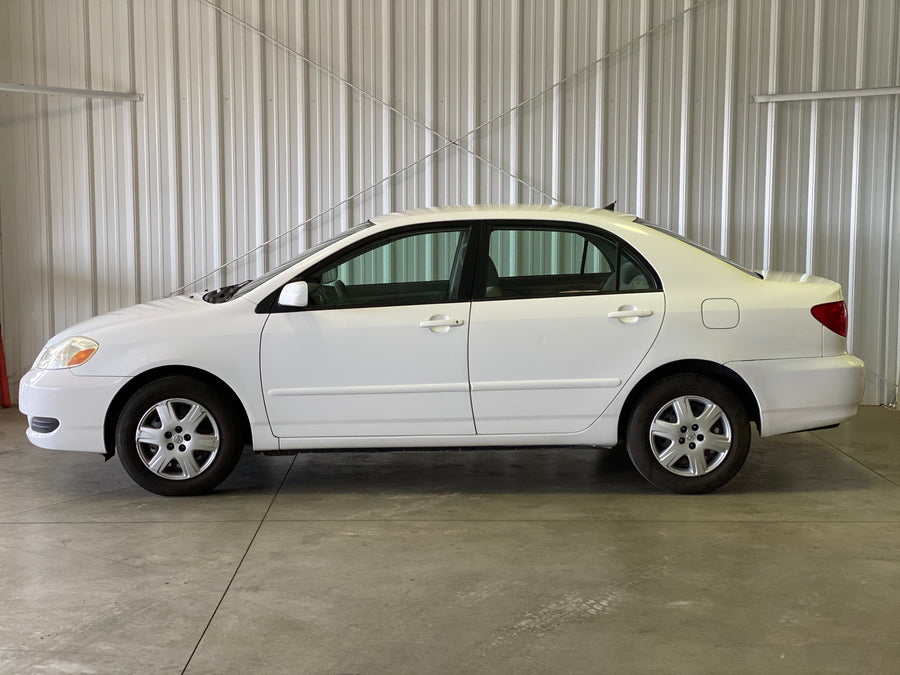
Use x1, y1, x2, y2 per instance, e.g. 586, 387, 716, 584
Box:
626, 374, 751, 494
115, 376, 243, 496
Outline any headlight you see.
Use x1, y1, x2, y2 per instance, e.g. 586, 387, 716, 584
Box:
35, 337, 99, 370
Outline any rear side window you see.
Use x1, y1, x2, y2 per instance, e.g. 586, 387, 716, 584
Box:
488, 229, 615, 277
477, 224, 659, 300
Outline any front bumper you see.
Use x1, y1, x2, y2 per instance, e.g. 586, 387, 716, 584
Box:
725, 354, 865, 437
19, 368, 130, 453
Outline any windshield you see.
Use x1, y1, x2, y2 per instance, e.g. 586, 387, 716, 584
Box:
217, 222, 373, 302
636, 218, 762, 279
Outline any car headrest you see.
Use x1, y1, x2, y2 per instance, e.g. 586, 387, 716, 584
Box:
485, 258, 502, 297
620, 261, 640, 285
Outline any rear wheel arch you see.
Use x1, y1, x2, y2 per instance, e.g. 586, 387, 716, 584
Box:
103, 366, 252, 459
617, 359, 761, 443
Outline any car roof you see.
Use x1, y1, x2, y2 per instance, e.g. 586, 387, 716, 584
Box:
368, 204, 641, 229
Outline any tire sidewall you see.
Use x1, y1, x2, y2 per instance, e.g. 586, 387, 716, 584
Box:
627, 374, 751, 494
116, 376, 242, 496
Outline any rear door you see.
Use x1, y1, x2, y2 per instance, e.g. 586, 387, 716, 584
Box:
467, 222, 665, 434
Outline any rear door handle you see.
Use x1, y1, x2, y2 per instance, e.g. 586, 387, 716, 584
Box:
607, 309, 653, 319
608, 306, 654, 325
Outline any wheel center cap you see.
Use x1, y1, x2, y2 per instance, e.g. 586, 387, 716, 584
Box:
687, 432, 696, 441
173, 434, 183, 444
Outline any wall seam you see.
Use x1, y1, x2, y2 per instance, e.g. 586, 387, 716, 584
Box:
635, 0, 649, 217
719, 0, 736, 257
887, 0, 900, 404
215, 0, 226, 289
81, 0, 98, 317
762, 0, 779, 271
170, 0, 184, 291
35, 0, 55, 335
677, 0, 693, 235
846, 0, 867, 353
593, 0, 608, 207
805, 0, 822, 275
550, 0, 564, 204
127, 0, 141, 303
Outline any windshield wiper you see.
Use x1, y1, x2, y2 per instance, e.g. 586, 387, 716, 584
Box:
202, 280, 251, 303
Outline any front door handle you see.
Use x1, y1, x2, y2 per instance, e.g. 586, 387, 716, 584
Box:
419, 315, 465, 333
418, 317, 465, 328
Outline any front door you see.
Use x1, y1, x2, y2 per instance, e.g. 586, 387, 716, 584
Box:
260, 226, 475, 438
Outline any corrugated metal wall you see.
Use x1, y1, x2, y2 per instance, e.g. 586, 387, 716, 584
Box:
1, 0, 898, 405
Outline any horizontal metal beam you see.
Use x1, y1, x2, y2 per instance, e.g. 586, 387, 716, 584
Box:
0, 81, 143, 102
754, 86, 900, 103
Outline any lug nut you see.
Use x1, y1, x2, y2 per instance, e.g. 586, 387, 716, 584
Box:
167, 443, 174, 450
681, 426, 687, 433
165, 432, 172, 439
179, 445, 186, 451
697, 434, 704, 441
184, 434, 191, 441
175, 426, 183, 433
689, 442, 696, 449
679, 438, 685, 444
691, 424, 699, 431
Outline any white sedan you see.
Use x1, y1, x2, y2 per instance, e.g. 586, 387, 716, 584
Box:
19, 206, 865, 495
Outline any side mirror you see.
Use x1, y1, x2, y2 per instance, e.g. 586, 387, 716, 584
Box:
278, 281, 309, 308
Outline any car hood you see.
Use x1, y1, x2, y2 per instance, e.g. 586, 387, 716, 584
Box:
52, 295, 209, 342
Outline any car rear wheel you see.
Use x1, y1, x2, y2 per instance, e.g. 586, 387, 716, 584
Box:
626, 374, 750, 494
115, 376, 243, 496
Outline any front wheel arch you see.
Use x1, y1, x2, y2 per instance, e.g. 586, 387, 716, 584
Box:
616, 359, 761, 445
103, 366, 252, 459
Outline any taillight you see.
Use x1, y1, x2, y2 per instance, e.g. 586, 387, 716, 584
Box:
811, 301, 848, 337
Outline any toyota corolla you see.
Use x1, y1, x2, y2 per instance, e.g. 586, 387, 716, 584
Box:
19, 205, 865, 495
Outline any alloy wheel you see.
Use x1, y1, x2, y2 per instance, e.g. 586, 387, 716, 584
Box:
134, 398, 220, 480
648, 395, 732, 477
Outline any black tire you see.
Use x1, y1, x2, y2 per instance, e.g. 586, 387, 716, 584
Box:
115, 376, 243, 496
626, 374, 750, 494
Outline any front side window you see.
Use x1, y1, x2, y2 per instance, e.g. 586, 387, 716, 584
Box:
478, 224, 658, 299
305, 227, 470, 308
228, 223, 372, 303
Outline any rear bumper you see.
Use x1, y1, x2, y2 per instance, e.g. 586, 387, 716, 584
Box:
725, 354, 865, 437
19, 368, 129, 453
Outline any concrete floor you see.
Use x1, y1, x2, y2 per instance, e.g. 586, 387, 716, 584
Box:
0, 406, 898, 674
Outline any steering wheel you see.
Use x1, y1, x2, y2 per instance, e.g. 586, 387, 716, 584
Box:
308, 283, 329, 306
333, 279, 352, 305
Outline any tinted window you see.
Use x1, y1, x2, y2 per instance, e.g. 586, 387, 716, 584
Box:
230, 222, 372, 301
478, 225, 657, 299
610, 246, 656, 292
488, 229, 614, 277
305, 228, 470, 308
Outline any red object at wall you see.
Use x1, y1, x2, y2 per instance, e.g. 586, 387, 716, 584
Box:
0, 324, 11, 408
